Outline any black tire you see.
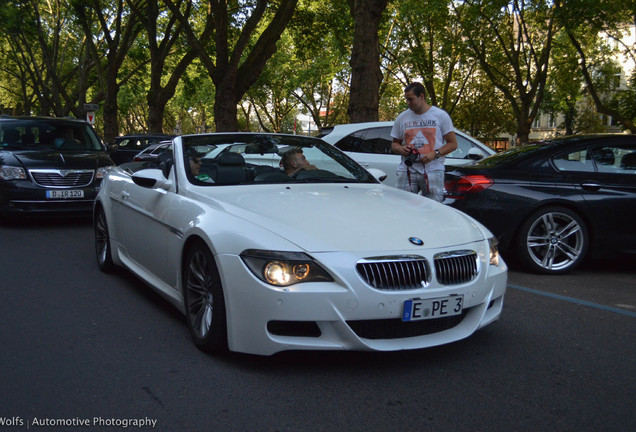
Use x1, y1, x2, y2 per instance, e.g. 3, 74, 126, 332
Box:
183, 241, 228, 353
94, 207, 115, 272
516, 206, 588, 274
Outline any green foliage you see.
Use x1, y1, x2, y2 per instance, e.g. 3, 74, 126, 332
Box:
167, 59, 216, 134
0, 0, 633, 138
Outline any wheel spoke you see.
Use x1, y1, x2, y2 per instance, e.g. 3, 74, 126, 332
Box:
527, 235, 550, 248
192, 303, 211, 337
540, 245, 556, 269
187, 295, 205, 313
558, 220, 580, 240
556, 241, 580, 260
187, 275, 207, 297
200, 304, 213, 335
191, 252, 207, 281
541, 213, 554, 232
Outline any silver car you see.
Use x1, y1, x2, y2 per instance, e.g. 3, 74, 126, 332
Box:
320, 121, 495, 187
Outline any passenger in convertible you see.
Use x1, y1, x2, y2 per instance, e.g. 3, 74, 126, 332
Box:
281, 147, 316, 176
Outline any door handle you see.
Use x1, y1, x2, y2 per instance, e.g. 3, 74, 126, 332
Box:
121, 191, 131, 200
581, 182, 602, 191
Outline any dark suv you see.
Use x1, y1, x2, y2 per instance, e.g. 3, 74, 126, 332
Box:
0, 116, 114, 219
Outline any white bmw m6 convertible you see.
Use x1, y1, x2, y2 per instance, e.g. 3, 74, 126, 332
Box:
94, 133, 507, 356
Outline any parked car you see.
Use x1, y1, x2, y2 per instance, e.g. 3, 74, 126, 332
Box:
0, 116, 113, 220
107, 133, 175, 165
132, 141, 172, 162
444, 134, 636, 275
94, 133, 507, 356
320, 121, 495, 187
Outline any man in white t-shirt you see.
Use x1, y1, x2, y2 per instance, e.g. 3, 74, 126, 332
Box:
390, 82, 457, 202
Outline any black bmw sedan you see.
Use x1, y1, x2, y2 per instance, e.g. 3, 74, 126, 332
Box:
445, 134, 636, 274
0, 116, 114, 220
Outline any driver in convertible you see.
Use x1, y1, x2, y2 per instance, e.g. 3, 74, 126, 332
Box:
281, 147, 317, 176
188, 151, 214, 183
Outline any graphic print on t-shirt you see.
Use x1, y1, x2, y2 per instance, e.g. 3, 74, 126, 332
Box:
405, 128, 436, 155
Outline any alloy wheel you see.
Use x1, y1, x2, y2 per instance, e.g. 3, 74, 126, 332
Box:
524, 209, 586, 273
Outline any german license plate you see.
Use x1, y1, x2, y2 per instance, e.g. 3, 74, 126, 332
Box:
46, 189, 84, 199
402, 295, 464, 321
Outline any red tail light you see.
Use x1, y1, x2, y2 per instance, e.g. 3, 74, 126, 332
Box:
445, 175, 493, 198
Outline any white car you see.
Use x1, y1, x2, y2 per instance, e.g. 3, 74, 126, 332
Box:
94, 133, 507, 356
320, 121, 496, 187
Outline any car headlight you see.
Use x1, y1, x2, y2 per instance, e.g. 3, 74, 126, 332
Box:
240, 249, 333, 287
0, 165, 27, 180
96, 166, 114, 179
488, 237, 500, 266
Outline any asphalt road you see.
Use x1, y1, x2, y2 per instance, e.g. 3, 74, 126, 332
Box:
1, 216, 635, 432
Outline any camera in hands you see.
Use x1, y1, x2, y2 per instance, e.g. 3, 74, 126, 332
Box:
404, 148, 420, 166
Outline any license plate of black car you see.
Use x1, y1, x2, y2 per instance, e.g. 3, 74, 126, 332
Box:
46, 189, 84, 199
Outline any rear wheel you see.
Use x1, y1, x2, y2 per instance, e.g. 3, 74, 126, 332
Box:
94, 207, 114, 272
517, 206, 588, 274
183, 241, 228, 353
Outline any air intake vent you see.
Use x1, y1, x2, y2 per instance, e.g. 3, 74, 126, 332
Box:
356, 256, 431, 290
434, 250, 478, 285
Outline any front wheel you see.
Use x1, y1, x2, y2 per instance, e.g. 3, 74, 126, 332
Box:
516, 206, 588, 274
94, 207, 114, 272
183, 241, 228, 353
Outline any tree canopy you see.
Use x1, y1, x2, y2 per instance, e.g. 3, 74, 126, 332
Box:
0, 0, 633, 145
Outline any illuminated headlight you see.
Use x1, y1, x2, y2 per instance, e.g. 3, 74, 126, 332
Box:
96, 166, 114, 179
0, 165, 27, 180
240, 249, 333, 287
488, 237, 500, 266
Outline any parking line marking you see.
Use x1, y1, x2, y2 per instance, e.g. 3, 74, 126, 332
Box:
508, 283, 636, 318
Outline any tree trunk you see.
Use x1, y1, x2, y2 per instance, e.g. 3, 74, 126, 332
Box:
214, 78, 240, 132
102, 59, 120, 144
516, 107, 532, 145
347, 0, 388, 123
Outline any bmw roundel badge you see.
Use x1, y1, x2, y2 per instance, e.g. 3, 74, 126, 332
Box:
409, 237, 424, 246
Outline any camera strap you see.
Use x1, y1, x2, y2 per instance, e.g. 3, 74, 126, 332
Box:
406, 167, 429, 194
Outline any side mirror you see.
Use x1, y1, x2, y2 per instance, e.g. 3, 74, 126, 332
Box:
467, 148, 485, 161
132, 168, 172, 190
366, 168, 387, 182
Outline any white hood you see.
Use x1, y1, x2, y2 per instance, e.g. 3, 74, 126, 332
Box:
199, 184, 484, 252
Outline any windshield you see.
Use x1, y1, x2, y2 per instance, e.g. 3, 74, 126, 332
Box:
0, 120, 103, 151
180, 134, 378, 186
473, 142, 552, 168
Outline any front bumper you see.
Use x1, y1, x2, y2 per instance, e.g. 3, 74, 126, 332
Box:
0, 180, 100, 215
217, 244, 508, 356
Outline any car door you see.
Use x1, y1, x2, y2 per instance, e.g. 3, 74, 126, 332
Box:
553, 141, 636, 254
112, 165, 182, 290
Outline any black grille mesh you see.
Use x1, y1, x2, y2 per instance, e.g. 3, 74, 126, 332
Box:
434, 251, 478, 285
357, 258, 430, 290
347, 310, 468, 340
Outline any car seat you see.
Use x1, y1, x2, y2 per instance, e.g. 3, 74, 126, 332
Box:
21, 133, 35, 146
591, 148, 615, 166
620, 152, 636, 170
213, 152, 247, 185
3, 129, 20, 145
